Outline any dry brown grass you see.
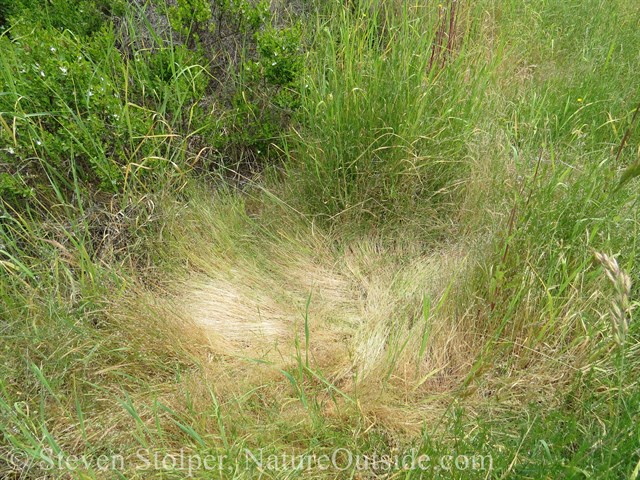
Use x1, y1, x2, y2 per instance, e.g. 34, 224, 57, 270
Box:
83, 188, 622, 447
116, 190, 491, 437
594, 251, 633, 346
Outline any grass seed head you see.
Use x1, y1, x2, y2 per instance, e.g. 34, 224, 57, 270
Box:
594, 252, 632, 346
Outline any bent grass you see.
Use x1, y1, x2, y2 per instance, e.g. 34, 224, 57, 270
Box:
1, 0, 640, 478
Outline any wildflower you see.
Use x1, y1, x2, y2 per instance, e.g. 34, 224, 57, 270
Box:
50, 47, 56, 53
60, 66, 68, 75
36, 140, 42, 146
7, 147, 15, 155
272, 61, 277, 66
40, 71, 45, 77
577, 98, 583, 103
88, 90, 94, 97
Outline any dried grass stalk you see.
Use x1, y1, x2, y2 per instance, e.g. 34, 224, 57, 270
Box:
594, 252, 632, 346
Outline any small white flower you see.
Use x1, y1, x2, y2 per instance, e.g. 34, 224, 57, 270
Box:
50, 47, 56, 53
7, 147, 15, 155
59, 66, 68, 75
40, 71, 45, 77
88, 90, 94, 97
36, 140, 42, 146
271, 61, 277, 66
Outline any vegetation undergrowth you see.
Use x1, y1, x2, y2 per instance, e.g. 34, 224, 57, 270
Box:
1, 0, 639, 478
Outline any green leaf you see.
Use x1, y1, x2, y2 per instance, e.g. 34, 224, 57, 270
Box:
617, 160, 640, 191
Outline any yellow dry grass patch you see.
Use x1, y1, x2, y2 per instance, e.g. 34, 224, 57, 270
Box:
177, 232, 471, 405
120, 195, 494, 434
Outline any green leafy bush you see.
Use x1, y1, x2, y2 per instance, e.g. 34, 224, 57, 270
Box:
0, 21, 211, 198
0, 0, 124, 36
0, 0, 303, 206
167, 0, 268, 47
0, 25, 124, 192
0, 172, 32, 201
159, 0, 303, 169
167, 0, 214, 44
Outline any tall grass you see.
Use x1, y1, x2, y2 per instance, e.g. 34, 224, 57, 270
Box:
1, 0, 640, 478
284, 0, 492, 233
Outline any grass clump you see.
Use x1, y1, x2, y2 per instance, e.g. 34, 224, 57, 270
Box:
284, 0, 491, 232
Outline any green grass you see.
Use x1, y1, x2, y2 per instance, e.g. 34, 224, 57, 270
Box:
1, 0, 640, 478
282, 0, 492, 234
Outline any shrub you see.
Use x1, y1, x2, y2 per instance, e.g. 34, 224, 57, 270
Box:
0, 0, 124, 36
159, 0, 303, 170
0, 0, 304, 207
